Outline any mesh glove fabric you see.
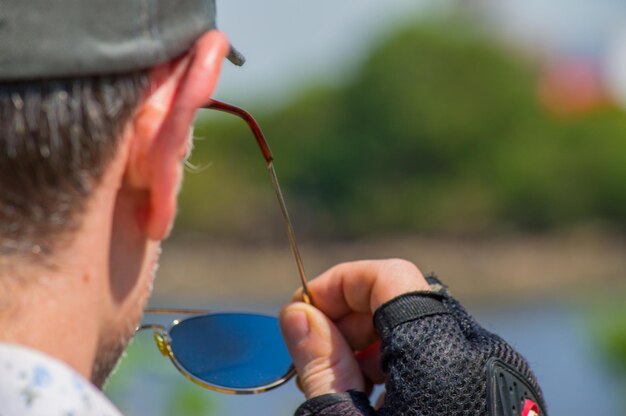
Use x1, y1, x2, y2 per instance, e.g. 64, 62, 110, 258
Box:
294, 276, 546, 416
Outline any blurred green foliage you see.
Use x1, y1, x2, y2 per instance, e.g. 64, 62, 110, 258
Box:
591, 299, 626, 410
595, 307, 626, 371
165, 385, 215, 416
179, 18, 626, 239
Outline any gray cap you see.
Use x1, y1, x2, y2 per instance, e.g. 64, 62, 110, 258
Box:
0, 0, 245, 81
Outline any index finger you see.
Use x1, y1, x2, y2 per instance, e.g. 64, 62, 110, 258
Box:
301, 259, 429, 321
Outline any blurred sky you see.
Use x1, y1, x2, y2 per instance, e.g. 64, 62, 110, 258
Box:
214, 0, 446, 107
213, 0, 626, 109
485, 0, 626, 56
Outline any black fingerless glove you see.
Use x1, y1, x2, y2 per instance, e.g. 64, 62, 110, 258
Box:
295, 276, 547, 416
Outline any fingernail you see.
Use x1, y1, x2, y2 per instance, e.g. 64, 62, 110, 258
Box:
282, 309, 310, 344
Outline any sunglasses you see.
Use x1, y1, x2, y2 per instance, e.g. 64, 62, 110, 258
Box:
136, 100, 313, 394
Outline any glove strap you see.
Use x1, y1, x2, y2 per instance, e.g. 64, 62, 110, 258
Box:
373, 291, 449, 339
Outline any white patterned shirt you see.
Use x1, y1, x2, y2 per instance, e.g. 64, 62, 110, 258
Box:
0, 343, 122, 416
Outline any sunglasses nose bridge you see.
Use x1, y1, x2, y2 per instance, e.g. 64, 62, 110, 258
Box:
153, 331, 172, 358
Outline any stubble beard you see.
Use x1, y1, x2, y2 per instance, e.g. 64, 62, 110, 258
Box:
91, 318, 137, 389
91, 244, 161, 389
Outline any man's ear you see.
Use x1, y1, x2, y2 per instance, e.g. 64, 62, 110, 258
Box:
127, 30, 230, 241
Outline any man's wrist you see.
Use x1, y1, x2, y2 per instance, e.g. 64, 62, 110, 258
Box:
295, 390, 374, 416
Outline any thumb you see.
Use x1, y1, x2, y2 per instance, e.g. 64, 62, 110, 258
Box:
280, 302, 366, 399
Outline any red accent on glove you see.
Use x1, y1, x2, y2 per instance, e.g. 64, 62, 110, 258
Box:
522, 399, 539, 416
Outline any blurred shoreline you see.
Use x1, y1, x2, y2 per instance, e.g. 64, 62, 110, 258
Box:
153, 230, 626, 307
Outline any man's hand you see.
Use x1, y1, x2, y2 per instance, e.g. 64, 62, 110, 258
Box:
279, 260, 547, 416
279, 259, 429, 399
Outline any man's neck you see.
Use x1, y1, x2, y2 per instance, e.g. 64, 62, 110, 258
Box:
0, 143, 141, 388
0, 238, 107, 384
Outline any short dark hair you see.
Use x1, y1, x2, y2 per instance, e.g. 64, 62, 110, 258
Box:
0, 72, 148, 258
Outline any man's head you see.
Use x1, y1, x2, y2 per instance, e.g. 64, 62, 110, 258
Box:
0, 25, 230, 386
0, 72, 148, 258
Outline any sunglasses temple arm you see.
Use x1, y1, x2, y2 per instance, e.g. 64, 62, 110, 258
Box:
136, 323, 166, 333
144, 307, 210, 315
267, 162, 313, 305
203, 100, 313, 305
204, 100, 273, 163
138, 308, 211, 332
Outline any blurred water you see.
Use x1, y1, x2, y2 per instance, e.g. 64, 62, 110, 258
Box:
106, 302, 621, 415
475, 304, 621, 415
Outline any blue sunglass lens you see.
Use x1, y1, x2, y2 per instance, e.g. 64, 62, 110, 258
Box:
168, 313, 292, 390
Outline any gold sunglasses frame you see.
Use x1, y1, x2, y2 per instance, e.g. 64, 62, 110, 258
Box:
138, 100, 313, 394
137, 308, 297, 394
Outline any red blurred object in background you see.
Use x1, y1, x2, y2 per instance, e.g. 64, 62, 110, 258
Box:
537, 57, 610, 117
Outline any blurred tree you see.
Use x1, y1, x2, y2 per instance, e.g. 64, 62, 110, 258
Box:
180, 17, 626, 239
